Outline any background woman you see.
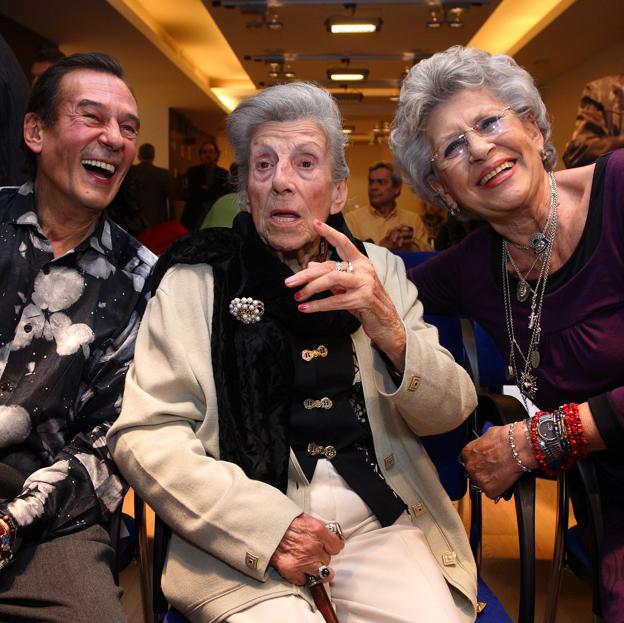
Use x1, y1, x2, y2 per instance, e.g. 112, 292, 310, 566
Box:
108, 82, 478, 623
391, 46, 624, 621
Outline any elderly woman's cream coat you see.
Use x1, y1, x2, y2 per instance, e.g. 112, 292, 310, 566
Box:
108, 243, 479, 623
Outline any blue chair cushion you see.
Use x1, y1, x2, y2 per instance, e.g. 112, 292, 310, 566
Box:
164, 608, 189, 623
477, 575, 513, 621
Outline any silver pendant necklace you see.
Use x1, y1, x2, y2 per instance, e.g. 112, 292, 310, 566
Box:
510, 203, 555, 257
506, 251, 540, 303
502, 170, 558, 405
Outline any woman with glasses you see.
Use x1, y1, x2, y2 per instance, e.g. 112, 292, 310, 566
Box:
391, 46, 624, 621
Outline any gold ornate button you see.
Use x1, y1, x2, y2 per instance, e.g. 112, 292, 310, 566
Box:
303, 397, 333, 410
407, 375, 421, 392
302, 345, 329, 362
245, 552, 259, 569
441, 551, 457, 566
307, 443, 337, 459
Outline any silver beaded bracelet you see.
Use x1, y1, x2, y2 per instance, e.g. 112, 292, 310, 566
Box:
508, 421, 533, 473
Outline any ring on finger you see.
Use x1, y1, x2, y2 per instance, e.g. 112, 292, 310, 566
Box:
318, 564, 331, 579
325, 521, 344, 540
346, 261, 354, 274
336, 261, 345, 272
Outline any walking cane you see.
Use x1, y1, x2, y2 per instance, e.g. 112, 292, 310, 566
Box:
306, 575, 340, 623
304, 521, 343, 623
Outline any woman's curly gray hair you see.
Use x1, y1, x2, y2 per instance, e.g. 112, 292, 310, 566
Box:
389, 46, 557, 207
227, 81, 349, 195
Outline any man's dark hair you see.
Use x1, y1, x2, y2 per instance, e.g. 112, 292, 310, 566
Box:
368, 161, 402, 187
24, 52, 133, 178
138, 143, 155, 161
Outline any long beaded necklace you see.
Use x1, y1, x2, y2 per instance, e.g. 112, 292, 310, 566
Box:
502, 170, 558, 404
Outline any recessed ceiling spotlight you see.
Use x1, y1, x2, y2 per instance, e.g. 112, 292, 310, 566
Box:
267, 62, 281, 79
447, 7, 464, 28
266, 13, 283, 30
327, 68, 369, 81
325, 17, 382, 34
427, 10, 442, 28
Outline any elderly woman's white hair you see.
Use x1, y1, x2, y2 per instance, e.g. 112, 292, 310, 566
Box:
389, 46, 557, 208
227, 82, 349, 196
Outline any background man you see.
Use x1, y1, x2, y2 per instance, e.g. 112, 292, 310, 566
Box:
130, 142, 173, 229
345, 161, 431, 252
181, 135, 233, 230
563, 72, 624, 168
0, 34, 28, 186
30, 46, 65, 85
0, 52, 155, 622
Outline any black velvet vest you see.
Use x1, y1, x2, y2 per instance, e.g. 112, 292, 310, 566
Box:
289, 332, 406, 527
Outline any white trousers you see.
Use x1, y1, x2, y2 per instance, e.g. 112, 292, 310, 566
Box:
228, 459, 461, 623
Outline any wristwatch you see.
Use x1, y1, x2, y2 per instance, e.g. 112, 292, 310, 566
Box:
0, 514, 16, 572
535, 412, 565, 464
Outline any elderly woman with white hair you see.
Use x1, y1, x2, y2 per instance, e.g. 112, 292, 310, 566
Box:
108, 82, 478, 623
393, 46, 624, 621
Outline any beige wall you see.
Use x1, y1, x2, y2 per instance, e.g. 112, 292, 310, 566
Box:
134, 105, 169, 168
541, 39, 624, 168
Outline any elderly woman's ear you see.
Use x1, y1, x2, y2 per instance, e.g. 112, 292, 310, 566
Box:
426, 174, 459, 213
329, 179, 349, 215
522, 114, 545, 152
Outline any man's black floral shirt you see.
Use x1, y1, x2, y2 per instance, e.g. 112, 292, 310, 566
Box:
0, 183, 156, 541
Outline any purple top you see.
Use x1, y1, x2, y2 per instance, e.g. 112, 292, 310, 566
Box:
410, 150, 624, 454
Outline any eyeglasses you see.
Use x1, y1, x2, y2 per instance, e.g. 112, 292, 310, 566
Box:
431, 107, 514, 170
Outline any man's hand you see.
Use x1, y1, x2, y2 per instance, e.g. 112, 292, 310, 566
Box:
269, 513, 344, 586
379, 225, 414, 251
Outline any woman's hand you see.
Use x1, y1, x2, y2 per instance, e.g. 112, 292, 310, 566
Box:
269, 513, 344, 585
285, 219, 407, 370
461, 423, 538, 498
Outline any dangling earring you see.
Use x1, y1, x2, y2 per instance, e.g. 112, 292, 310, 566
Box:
539, 147, 551, 171
449, 205, 460, 217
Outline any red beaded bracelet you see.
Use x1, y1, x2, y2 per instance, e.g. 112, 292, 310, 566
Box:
562, 402, 588, 467
529, 403, 588, 475
530, 411, 557, 476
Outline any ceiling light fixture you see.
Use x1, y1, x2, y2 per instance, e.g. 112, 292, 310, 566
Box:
426, 10, 442, 28
325, 16, 382, 34
327, 68, 369, 81
266, 13, 283, 30
267, 62, 280, 79
447, 7, 464, 28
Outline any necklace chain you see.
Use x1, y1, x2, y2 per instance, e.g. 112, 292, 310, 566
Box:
502, 170, 558, 407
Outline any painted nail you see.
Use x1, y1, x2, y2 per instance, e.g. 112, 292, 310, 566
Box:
298, 304, 309, 311
294, 291, 302, 301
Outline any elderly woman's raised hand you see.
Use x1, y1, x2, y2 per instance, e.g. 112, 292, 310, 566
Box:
461, 423, 538, 498
285, 219, 407, 371
269, 513, 344, 585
